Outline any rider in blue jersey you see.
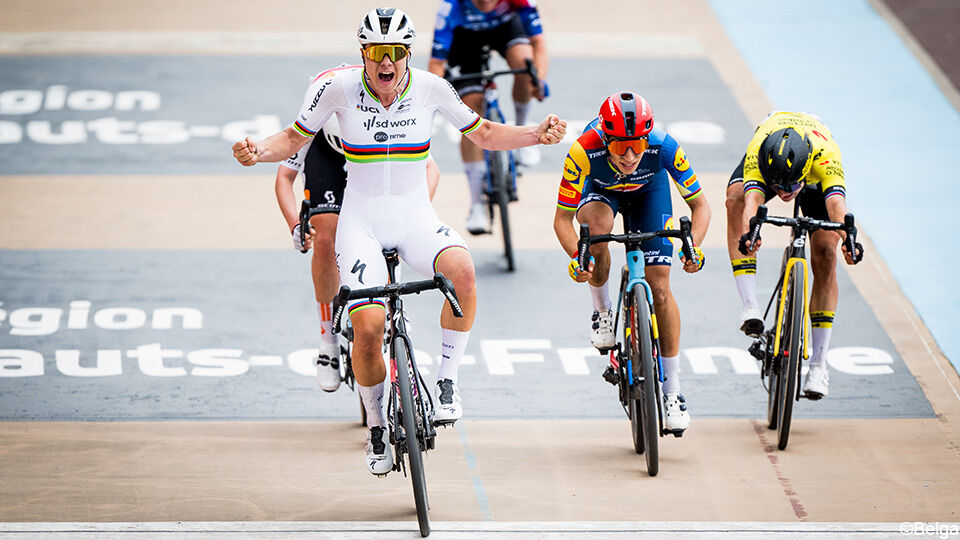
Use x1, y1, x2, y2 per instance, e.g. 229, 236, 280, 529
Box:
429, 0, 548, 234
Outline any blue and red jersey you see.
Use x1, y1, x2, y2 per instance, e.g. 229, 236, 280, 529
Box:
432, 0, 543, 61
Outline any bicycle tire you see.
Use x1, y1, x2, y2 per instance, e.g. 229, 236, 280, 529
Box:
394, 337, 430, 536
631, 285, 659, 476
625, 301, 644, 455
776, 264, 804, 450
485, 108, 515, 272
766, 350, 780, 430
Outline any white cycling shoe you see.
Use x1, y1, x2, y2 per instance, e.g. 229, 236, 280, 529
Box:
663, 393, 691, 434
591, 310, 615, 350
365, 425, 394, 476
803, 364, 829, 399
465, 203, 491, 235
315, 341, 341, 392
740, 305, 764, 338
434, 379, 462, 425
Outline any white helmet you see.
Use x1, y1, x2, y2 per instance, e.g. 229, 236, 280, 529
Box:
320, 116, 343, 155
357, 7, 416, 46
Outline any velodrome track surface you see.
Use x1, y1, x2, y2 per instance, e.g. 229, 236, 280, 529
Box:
1, 0, 959, 537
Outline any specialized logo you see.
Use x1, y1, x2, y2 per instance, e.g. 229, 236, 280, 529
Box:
673, 148, 689, 172
351, 260, 366, 284
363, 117, 417, 130
374, 131, 388, 143
437, 226, 451, 237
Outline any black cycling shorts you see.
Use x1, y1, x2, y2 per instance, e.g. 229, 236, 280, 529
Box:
446, 16, 530, 95
728, 154, 828, 220
304, 129, 347, 215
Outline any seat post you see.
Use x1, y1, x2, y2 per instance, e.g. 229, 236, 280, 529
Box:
382, 249, 400, 284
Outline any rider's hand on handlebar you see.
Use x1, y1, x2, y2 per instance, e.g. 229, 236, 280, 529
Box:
568, 256, 594, 282
841, 241, 864, 265
679, 245, 705, 273
537, 115, 566, 145
532, 80, 549, 101
292, 223, 315, 252
232, 137, 260, 166
738, 232, 761, 256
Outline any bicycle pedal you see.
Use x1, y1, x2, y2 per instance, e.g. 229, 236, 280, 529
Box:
426, 436, 436, 450
433, 419, 457, 428
602, 366, 619, 386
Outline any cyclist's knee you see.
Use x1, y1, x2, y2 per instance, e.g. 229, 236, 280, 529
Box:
351, 310, 386, 344
436, 249, 476, 296
725, 183, 744, 219
462, 92, 484, 113
811, 246, 838, 277
646, 266, 672, 303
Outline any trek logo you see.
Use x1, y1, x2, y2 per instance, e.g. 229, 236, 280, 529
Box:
588, 150, 606, 159
351, 260, 366, 284
363, 117, 417, 130
643, 251, 672, 265
356, 104, 378, 113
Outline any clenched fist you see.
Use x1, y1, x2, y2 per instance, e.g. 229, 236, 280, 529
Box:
537, 114, 567, 145
232, 137, 260, 166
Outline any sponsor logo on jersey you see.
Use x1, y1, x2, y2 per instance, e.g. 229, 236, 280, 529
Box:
374, 131, 388, 143
587, 150, 606, 159
683, 174, 698, 188
363, 117, 417, 130
673, 148, 690, 172
356, 103, 378, 113
819, 160, 830, 166
308, 80, 333, 112
811, 129, 828, 141
559, 186, 576, 198
562, 156, 581, 182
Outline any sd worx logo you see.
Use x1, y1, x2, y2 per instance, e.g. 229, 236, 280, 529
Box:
363, 117, 417, 130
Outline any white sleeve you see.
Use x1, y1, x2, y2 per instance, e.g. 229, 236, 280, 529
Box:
279, 138, 311, 171
292, 71, 344, 138
428, 72, 483, 135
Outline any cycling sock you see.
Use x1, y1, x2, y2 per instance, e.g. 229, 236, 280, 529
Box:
316, 301, 337, 345
809, 311, 835, 368
731, 257, 758, 309
661, 354, 681, 395
438, 328, 470, 383
358, 382, 386, 428
589, 283, 612, 311
464, 161, 486, 205
514, 101, 530, 126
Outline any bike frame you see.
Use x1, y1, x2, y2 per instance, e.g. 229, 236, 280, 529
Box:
770, 204, 811, 361
617, 245, 663, 386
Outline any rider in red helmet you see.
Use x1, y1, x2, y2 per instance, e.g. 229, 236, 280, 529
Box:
554, 92, 712, 435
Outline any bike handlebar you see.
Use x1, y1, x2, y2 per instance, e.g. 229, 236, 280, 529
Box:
446, 58, 540, 94
298, 199, 311, 254
745, 205, 863, 263
577, 216, 697, 269
331, 273, 464, 334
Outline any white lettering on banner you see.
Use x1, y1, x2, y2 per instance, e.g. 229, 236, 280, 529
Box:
0, 121, 22, 143
127, 343, 185, 377
828, 347, 894, 375
1, 302, 204, 334
87, 117, 139, 144
685, 347, 760, 375
94, 308, 148, 330
0, 86, 161, 115
0, 349, 44, 377
55, 349, 122, 377
221, 115, 282, 143
0, 345, 901, 378
187, 349, 248, 377
481, 339, 551, 375
138, 121, 191, 144
26, 120, 86, 144
557, 347, 604, 375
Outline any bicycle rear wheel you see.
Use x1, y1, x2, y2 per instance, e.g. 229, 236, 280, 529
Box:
485, 108, 515, 272
394, 337, 430, 536
776, 264, 804, 450
630, 285, 659, 476
624, 307, 644, 455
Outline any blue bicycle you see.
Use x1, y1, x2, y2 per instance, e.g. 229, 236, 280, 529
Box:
447, 46, 540, 272
577, 217, 697, 476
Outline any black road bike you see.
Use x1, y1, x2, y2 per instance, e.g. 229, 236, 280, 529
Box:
578, 217, 697, 476
742, 203, 862, 450
332, 250, 463, 537
447, 46, 540, 272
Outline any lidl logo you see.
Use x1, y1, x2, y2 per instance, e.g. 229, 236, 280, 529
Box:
673, 148, 690, 172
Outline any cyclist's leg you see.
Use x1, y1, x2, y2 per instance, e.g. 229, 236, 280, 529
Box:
499, 18, 534, 125
399, 216, 473, 420
725, 155, 763, 330
575, 184, 617, 349
802, 188, 840, 396
448, 27, 490, 232
303, 139, 347, 390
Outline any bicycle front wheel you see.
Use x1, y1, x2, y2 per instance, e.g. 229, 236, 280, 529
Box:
776, 264, 804, 450
486, 108, 515, 272
624, 299, 644, 455
630, 285, 660, 476
394, 337, 430, 536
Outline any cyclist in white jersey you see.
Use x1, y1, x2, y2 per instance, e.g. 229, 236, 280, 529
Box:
233, 7, 566, 476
